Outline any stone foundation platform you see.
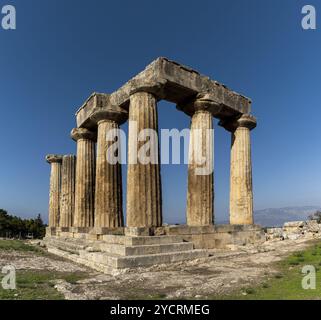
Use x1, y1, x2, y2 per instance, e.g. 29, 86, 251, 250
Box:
44, 224, 265, 274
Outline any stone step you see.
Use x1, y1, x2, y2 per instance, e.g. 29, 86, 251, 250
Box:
83, 249, 208, 269
99, 242, 194, 256
45, 237, 90, 254
101, 235, 185, 246
47, 247, 116, 274
101, 235, 126, 245
125, 235, 185, 246
79, 251, 119, 268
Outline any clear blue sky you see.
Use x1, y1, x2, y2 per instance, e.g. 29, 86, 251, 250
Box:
0, 0, 320, 223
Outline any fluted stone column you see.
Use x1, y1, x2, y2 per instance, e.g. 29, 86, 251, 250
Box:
59, 155, 76, 228
46, 155, 63, 227
221, 114, 257, 225
178, 95, 220, 227
126, 92, 162, 228
71, 128, 96, 229
91, 110, 127, 229
187, 110, 214, 226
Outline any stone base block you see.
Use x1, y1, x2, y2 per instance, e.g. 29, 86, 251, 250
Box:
125, 227, 153, 237
60, 232, 74, 238
55, 227, 71, 237
164, 225, 215, 235
73, 232, 89, 239
45, 227, 57, 237
43, 234, 208, 274
56, 227, 71, 232
89, 227, 124, 235
43, 224, 265, 274
164, 224, 265, 249
86, 228, 125, 240
70, 227, 91, 234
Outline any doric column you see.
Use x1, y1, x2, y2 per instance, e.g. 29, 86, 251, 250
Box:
187, 110, 214, 226
71, 128, 96, 228
177, 94, 221, 226
126, 92, 162, 228
221, 114, 257, 225
91, 110, 127, 229
46, 155, 63, 227
59, 155, 76, 228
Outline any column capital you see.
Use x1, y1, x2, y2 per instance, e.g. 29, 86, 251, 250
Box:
129, 90, 157, 100
177, 92, 222, 117
71, 128, 96, 142
128, 82, 166, 100
90, 109, 127, 126
46, 154, 63, 164
219, 114, 257, 132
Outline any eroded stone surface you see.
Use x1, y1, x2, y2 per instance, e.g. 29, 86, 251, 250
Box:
46, 154, 63, 227
60, 155, 76, 228
94, 118, 123, 228
76, 58, 251, 129
220, 114, 257, 225
71, 128, 96, 228
186, 110, 214, 226
126, 92, 162, 228
266, 220, 321, 241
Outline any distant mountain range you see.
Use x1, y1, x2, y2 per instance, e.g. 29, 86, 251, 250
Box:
214, 206, 321, 227
254, 206, 321, 227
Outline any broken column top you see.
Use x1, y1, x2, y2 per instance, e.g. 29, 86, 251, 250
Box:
46, 154, 63, 164
76, 57, 252, 129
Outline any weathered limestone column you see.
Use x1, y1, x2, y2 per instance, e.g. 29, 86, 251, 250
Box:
126, 92, 162, 228
59, 155, 76, 228
178, 95, 221, 227
46, 155, 63, 227
221, 114, 257, 225
186, 108, 214, 226
91, 110, 127, 229
71, 128, 96, 228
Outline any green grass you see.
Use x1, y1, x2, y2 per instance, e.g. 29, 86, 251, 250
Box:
0, 270, 89, 300
0, 240, 89, 300
0, 239, 70, 261
211, 241, 321, 300
0, 240, 44, 253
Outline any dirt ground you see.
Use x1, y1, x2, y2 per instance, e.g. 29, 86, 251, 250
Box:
0, 237, 318, 300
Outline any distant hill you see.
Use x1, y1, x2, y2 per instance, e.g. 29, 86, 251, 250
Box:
254, 206, 321, 227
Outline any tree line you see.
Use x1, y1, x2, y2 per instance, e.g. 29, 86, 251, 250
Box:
0, 209, 46, 239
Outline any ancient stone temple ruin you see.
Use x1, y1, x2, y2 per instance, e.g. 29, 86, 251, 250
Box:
44, 58, 264, 273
